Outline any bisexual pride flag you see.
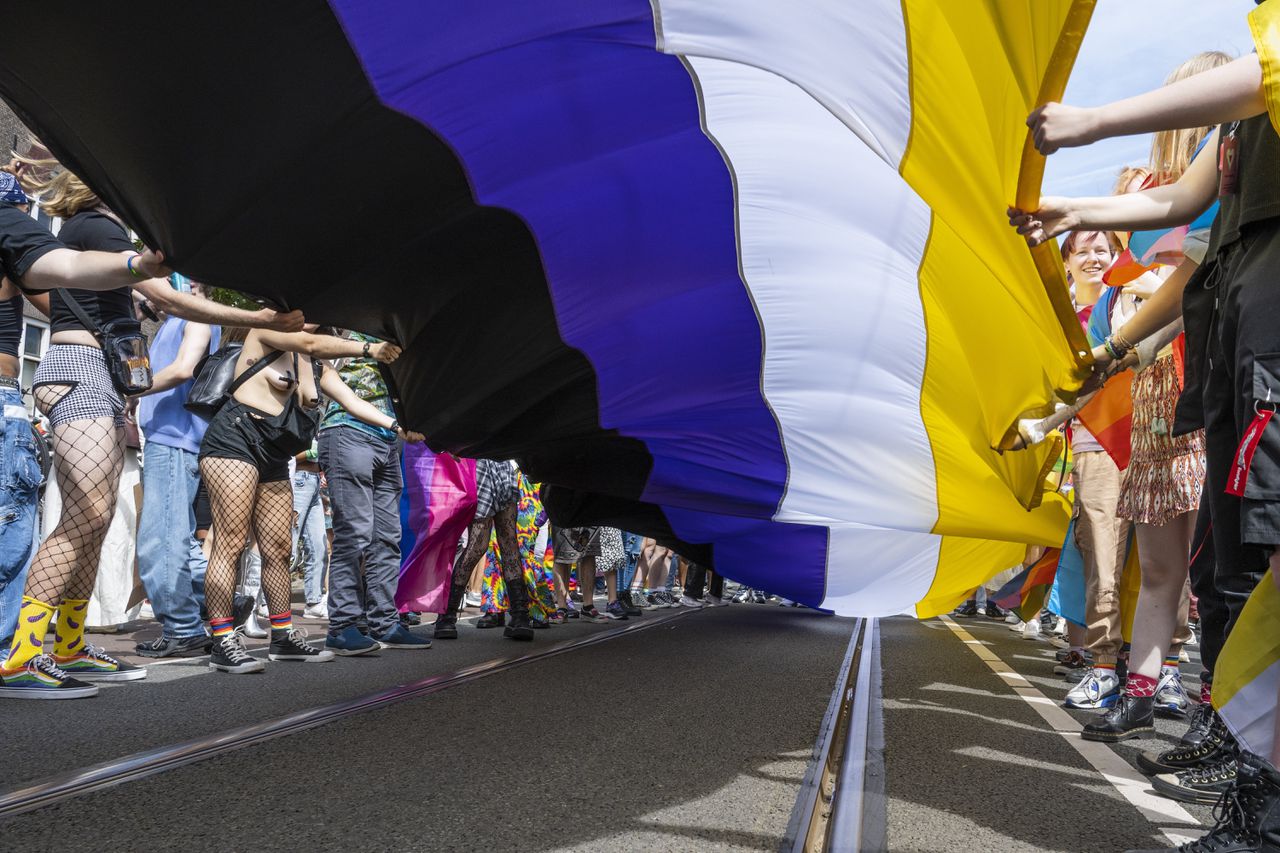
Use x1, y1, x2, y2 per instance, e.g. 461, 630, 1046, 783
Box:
0, 1, 1096, 615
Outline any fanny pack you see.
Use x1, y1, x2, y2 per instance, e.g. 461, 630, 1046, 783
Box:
255, 351, 322, 458
60, 292, 152, 396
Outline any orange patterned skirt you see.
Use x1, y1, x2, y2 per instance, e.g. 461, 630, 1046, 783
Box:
1116, 354, 1205, 526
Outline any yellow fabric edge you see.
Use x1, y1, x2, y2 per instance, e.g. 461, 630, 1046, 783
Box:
901, 1, 1091, 613
1214, 570, 1280, 711
1250, 0, 1280, 137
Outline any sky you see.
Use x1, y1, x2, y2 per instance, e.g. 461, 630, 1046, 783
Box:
1043, 0, 1257, 198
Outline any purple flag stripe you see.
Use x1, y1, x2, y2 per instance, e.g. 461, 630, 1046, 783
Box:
330, 0, 831, 601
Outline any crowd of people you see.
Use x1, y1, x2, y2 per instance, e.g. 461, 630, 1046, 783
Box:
0, 23, 1278, 853
0, 154, 751, 696
995, 44, 1280, 853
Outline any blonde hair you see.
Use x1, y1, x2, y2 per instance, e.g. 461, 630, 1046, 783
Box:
1148, 51, 1233, 185
13, 147, 99, 219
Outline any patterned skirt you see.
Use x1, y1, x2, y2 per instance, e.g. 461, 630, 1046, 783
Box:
1116, 354, 1205, 526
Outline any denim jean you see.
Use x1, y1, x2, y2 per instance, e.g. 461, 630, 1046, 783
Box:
0, 388, 40, 661
291, 469, 327, 606
620, 531, 642, 591
136, 441, 207, 639
665, 554, 679, 593
319, 427, 402, 636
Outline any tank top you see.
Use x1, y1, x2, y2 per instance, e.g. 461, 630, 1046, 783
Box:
1207, 114, 1280, 255
136, 317, 221, 455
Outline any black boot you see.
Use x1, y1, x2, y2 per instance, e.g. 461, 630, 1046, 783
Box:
503, 577, 535, 641
476, 611, 506, 629
434, 584, 466, 640
1137, 705, 1229, 776
1125, 752, 1280, 853
1082, 694, 1154, 743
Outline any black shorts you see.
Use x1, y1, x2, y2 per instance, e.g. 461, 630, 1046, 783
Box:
198, 400, 293, 483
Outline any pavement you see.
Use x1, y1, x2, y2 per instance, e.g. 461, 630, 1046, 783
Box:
882, 614, 1214, 853
0, 602, 855, 852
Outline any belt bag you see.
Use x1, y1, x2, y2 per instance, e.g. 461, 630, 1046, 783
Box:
60, 292, 152, 396
184, 342, 250, 420
257, 352, 320, 457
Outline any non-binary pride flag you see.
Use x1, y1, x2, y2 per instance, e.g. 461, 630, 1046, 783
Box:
0, 1, 1093, 615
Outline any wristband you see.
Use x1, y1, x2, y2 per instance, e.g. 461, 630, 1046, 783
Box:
126, 254, 145, 278
389, 419, 400, 434
362, 341, 371, 358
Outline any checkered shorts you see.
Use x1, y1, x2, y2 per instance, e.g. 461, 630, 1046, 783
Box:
32, 344, 125, 428
474, 458, 517, 519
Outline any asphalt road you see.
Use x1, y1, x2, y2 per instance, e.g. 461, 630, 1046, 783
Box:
882, 614, 1213, 853
0, 605, 854, 852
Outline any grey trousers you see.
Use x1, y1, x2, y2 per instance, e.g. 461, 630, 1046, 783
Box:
319, 426, 403, 635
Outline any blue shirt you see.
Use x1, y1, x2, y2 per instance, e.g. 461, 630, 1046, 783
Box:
137, 317, 220, 455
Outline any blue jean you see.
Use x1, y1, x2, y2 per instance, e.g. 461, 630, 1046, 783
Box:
319, 427, 402, 635
291, 469, 327, 605
136, 441, 207, 639
620, 531, 642, 590
0, 388, 42, 659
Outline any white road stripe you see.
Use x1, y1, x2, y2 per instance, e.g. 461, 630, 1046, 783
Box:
938, 615, 1199, 845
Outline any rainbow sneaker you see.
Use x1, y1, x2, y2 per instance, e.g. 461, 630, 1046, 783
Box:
0, 654, 99, 699
54, 643, 147, 682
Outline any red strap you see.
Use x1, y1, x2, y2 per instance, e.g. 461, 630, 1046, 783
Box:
1226, 409, 1275, 496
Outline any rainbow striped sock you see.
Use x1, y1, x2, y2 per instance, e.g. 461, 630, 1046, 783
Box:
210, 617, 235, 638
1094, 662, 1116, 672
1163, 655, 1179, 669
268, 611, 292, 632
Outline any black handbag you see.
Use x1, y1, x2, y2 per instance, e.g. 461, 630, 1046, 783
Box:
256, 352, 322, 457
184, 344, 280, 420
60, 292, 152, 396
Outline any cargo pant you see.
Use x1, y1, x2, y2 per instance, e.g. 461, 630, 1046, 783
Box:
1073, 450, 1131, 667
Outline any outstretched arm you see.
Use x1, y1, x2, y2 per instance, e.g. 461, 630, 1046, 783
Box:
132, 278, 304, 331
1008, 128, 1220, 245
1028, 54, 1264, 154
318, 368, 422, 441
256, 330, 402, 362
22, 246, 170, 292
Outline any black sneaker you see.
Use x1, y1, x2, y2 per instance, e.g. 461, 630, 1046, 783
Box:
1180, 701, 1220, 748
618, 591, 643, 617
580, 605, 609, 623
476, 611, 505, 629
1054, 650, 1091, 679
1127, 755, 1280, 852
983, 602, 1007, 619
208, 631, 265, 674
952, 600, 979, 618
135, 634, 212, 659
269, 627, 336, 662
1082, 694, 1154, 743
400, 611, 422, 627
1137, 706, 1228, 776
1152, 755, 1239, 805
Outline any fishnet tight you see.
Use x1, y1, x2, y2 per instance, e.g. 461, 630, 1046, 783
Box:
451, 502, 521, 588
201, 458, 296, 622
24, 385, 123, 605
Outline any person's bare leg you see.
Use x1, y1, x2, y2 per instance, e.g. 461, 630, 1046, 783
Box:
1128, 513, 1196, 680
605, 568, 618, 605
580, 556, 597, 609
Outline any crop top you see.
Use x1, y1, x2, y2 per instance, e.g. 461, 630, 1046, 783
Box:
48, 210, 135, 335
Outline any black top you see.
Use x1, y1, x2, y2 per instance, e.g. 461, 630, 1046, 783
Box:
0, 204, 59, 285
49, 210, 135, 334
1208, 114, 1280, 255
0, 293, 21, 357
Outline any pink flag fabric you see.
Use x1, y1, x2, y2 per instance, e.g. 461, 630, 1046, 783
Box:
397, 445, 477, 614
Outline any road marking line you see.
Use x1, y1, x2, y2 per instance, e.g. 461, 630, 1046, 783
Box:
938, 615, 1199, 844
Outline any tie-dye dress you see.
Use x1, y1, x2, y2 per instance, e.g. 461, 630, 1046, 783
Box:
480, 472, 558, 620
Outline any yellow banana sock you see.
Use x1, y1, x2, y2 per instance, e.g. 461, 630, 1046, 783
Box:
53, 598, 89, 659
3, 597, 55, 670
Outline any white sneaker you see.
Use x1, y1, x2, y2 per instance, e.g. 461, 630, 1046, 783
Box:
1005, 612, 1021, 625
1155, 665, 1190, 716
679, 595, 704, 609
1049, 636, 1069, 649
303, 602, 329, 620
1063, 667, 1120, 709
1021, 620, 1042, 640
1053, 617, 1067, 635
464, 592, 482, 609
1008, 619, 1025, 632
